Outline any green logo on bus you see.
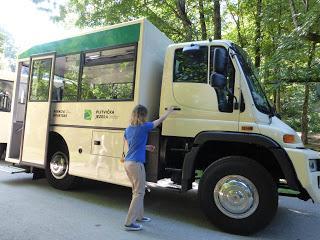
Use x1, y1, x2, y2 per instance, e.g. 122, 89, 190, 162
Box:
84, 109, 92, 120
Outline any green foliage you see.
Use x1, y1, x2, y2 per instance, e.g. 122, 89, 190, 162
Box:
280, 83, 320, 132
81, 81, 133, 100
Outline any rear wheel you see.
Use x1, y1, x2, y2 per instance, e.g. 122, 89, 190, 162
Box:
198, 156, 278, 235
46, 143, 80, 190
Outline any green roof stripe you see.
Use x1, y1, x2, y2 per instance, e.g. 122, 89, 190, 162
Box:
19, 23, 141, 59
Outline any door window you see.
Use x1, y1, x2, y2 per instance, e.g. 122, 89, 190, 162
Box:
29, 59, 52, 101
174, 46, 208, 83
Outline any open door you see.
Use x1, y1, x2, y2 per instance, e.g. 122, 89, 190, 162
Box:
20, 54, 55, 166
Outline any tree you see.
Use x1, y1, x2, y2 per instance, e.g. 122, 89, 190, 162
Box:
198, 0, 207, 40
213, 0, 221, 39
254, 0, 262, 68
0, 29, 17, 72
287, 0, 320, 144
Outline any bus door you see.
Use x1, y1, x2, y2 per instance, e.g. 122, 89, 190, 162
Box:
21, 54, 55, 166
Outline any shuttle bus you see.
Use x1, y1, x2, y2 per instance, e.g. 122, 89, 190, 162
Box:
0, 72, 16, 159
3, 19, 320, 234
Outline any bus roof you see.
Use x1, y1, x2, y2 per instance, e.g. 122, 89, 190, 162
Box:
18, 20, 142, 60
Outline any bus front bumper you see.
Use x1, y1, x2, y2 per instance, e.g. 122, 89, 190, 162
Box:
285, 148, 320, 203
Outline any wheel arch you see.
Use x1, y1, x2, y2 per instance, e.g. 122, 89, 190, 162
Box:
181, 131, 305, 196
47, 131, 69, 159
46, 131, 80, 190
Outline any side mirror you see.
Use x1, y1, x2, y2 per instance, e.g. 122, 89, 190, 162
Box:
211, 48, 228, 89
213, 48, 228, 75
211, 73, 227, 89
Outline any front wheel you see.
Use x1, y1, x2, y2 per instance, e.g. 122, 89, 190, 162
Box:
46, 144, 80, 190
198, 156, 278, 235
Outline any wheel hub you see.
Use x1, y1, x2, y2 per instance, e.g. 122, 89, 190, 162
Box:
213, 175, 259, 219
50, 152, 68, 179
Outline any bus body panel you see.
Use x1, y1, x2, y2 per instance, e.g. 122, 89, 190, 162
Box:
50, 126, 131, 187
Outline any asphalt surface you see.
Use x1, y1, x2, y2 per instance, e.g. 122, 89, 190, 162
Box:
0, 169, 319, 240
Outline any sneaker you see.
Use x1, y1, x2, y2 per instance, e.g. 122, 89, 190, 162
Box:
124, 223, 142, 231
137, 217, 151, 222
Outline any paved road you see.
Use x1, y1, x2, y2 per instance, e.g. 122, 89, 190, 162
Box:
0, 171, 319, 240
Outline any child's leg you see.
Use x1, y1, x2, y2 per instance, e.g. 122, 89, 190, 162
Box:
124, 161, 145, 225
137, 164, 146, 220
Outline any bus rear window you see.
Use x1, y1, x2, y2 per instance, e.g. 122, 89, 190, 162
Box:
81, 45, 136, 101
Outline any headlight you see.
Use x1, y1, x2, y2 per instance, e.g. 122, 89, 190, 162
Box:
309, 159, 320, 172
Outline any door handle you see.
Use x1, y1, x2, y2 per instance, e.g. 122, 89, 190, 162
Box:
94, 140, 101, 145
165, 107, 181, 111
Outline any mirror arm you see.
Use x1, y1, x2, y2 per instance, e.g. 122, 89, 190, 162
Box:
226, 89, 239, 110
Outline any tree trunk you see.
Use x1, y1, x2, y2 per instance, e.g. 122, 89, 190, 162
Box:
254, 0, 262, 68
301, 42, 316, 145
288, 0, 299, 28
301, 83, 310, 144
199, 0, 207, 40
175, 0, 193, 41
213, 0, 221, 39
276, 87, 281, 113
273, 87, 281, 113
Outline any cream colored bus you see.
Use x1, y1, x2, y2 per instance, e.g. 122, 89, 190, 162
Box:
3, 19, 320, 234
0, 72, 17, 159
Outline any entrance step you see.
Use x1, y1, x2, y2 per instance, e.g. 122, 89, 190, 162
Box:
0, 164, 27, 174
154, 178, 182, 191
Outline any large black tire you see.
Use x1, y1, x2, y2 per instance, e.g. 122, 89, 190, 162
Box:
198, 156, 278, 235
46, 142, 80, 190
0, 144, 6, 160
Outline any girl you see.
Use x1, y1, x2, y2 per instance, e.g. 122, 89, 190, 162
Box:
124, 104, 175, 231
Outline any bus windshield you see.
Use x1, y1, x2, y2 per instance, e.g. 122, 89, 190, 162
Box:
232, 44, 273, 115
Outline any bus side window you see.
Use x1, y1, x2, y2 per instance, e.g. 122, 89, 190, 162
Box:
81, 45, 136, 101
53, 54, 80, 101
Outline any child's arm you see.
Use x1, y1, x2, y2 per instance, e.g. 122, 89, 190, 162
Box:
152, 106, 175, 128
